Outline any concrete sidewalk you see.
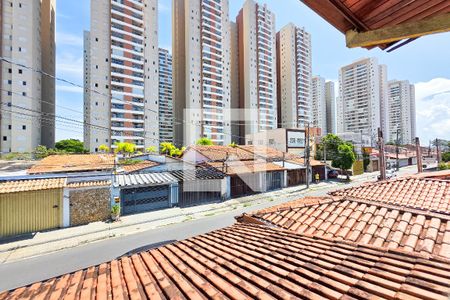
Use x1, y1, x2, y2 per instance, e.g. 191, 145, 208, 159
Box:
0, 174, 377, 263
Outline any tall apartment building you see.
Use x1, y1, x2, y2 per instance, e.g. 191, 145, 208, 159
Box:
276, 23, 312, 129
325, 81, 336, 134
337, 57, 388, 140
172, 0, 232, 146
311, 76, 327, 135
84, 0, 159, 152
387, 80, 416, 145
158, 48, 173, 144
229, 21, 241, 144
0, 0, 56, 153
236, 0, 277, 137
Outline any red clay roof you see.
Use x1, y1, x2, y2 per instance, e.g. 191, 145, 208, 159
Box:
206, 160, 286, 175
185, 145, 255, 161
249, 197, 450, 258
412, 170, 450, 180
28, 154, 115, 174
121, 161, 159, 173
330, 177, 450, 214
0, 178, 66, 194
301, 0, 450, 49
2, 223, 450, 299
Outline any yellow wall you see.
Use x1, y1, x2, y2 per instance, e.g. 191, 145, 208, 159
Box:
352, 160, 364, 176
0, 189, 63, 237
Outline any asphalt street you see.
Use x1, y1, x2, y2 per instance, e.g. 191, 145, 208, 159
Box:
0, 167, 417, 291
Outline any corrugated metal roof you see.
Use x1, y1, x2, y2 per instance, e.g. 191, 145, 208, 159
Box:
113, 173, 177, 187
169, 168, 225, 181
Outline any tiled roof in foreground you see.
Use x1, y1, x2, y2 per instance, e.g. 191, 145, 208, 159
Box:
249, 197, 450, 258
0, 178, 66, 194
330, 177, 450, 214
1, 223, 449, 299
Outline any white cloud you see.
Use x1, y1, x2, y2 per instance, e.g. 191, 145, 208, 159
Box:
56, 85, 82, 94
56, 53, 83, 78
56, 32, 83, 46
414, 78, 450, 143
159, 1, 170, 12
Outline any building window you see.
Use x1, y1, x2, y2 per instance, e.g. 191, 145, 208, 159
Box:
2, 137, 6, 141
22, 92, 26, 96
8, 125, 11, 130
18, 69, 23, 74
22, 125, 26, 130
22, 81, 26, 86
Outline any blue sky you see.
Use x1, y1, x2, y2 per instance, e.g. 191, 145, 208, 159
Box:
56, 0, 450, 144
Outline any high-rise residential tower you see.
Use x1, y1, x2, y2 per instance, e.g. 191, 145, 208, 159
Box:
0, 0, 56, 153
325, 81, 336, 134
158, 48, 173, 144
236, 0, 277, 137
337, 57, 388, 140
84, 0, 159, 152
311, 76, 327, 135
172, 0, 232, 146
387, 80, 416, 145
276, 23, 312, 129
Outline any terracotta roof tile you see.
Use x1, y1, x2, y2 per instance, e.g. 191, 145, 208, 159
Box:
66, 180, 111, 188
3, 223, 450, 299
120, 161, 159, 173
206, 160, 286, 175
28, 154, 115, 174
0, 178, 66, 194
248, 197, 450, 259
330, 177, 450, 214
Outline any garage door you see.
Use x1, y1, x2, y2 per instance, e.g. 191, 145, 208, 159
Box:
121, 185, 170, 215
0, 189, 63, 237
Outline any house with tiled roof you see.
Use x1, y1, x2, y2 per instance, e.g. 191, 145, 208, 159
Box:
240, 196, 450, 258
2, 222, 449, 299
28, 154, 115, 175
183, 145, 296, 197
329, 176, 450, 214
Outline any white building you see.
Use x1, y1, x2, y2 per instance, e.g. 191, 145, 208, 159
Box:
236, 0, 277, 136
172, 0, 232, 146
337, 57, 388, 141
311, 76, 327, 135
84, 0, 159, 152
0, 0, 56, 153
325, 81, 336, 134
276, 23, 312, 129
158, 48, 173, 144
387, 80, 416, 145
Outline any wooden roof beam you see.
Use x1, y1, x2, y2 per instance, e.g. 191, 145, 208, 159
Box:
346, 12, 450, 48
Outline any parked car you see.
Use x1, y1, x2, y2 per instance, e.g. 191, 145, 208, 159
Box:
378, 169, 397, 181
328, 170, 339, 179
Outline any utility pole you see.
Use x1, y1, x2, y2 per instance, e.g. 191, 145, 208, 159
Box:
415, 137, 423, 173
396, 128, 400, 171
323, 142, 328, 181
306, 123, 310, 188
378, 128, 386, 180
436, 138, 441, 163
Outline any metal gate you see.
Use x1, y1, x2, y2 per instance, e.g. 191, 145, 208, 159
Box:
0, 189, 63, 237
121, 185, 170, 215
266, 171, 282, 191
178, 181, 222, 208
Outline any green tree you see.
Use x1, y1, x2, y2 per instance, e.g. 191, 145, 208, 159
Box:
55, 139, 86, 153
33, 145, 49, 159
442, 152, 450, 162
160, 142, 176, 155
332, 143, 356, 180
114, 142, 136, 157
196, 137, 213, 145
228, 142, 237, 148
99, 144, 110, 153
145, 146, 157, 154
316, 134, 346, 161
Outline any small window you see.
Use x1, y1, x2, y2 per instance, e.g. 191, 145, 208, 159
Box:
3, 136, 7, 141
8, 125, 11, 130
22, 81, 26, 86
18, 69, 23, 74
22, 92, 26, 96
22, 125, 26, 130
8, 68, 12, 73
